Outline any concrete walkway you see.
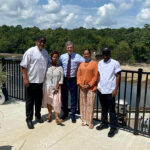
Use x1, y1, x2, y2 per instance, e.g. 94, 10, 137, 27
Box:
0, 99, 150, 150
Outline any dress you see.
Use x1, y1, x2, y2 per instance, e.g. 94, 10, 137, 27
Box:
77, 60, 98, 125
43, 66, 63, 113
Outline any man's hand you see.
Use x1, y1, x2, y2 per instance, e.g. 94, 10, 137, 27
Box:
24, 78, 29, 87
112, 88, 117, 97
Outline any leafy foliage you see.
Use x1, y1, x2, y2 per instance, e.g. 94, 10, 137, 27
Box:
0, 24, 150, 63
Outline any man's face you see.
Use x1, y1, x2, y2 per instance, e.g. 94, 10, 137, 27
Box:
36, 40, 46, 51
66, 44, 73, 55
103, 53, 110, 62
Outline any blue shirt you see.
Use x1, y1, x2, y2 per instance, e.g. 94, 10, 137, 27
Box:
59, 52, 85, 77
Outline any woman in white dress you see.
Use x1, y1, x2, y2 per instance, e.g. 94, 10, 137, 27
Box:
43, 50, 63, 125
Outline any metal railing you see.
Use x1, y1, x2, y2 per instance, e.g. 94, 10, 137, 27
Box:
1, 57, 150, 137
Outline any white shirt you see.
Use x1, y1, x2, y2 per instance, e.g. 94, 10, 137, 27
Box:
20, 46, 51, 83
97, 58, 121, 94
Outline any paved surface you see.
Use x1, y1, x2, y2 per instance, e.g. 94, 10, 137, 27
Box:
0, 99, 150, 150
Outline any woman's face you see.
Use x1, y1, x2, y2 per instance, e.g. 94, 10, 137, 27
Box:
52, 54, 59, 64
83, 50, 91, 60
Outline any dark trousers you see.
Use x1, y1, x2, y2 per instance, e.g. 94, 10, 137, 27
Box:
61, 77, 77, 117
98, 91, 117, 128
25, 83, 43, 121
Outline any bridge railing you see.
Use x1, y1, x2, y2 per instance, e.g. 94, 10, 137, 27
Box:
1, 57, 150, 137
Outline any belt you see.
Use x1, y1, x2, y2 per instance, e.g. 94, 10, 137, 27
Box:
64, 77, 76, 80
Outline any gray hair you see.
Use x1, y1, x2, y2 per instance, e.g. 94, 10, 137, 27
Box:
65, 41, 74, 48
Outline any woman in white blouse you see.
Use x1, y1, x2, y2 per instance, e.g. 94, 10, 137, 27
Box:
43, 50, 63, 125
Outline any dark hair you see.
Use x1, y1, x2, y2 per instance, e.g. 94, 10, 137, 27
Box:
51, 50, 59, 58
84, 49, 91, 55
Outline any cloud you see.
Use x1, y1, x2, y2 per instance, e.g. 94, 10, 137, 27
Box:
42, 0, 61, 13
0, 0, 38, 27
0, 0, 146, 29
136, 0, 150, 25
84, 0, 135, 29
0, 0, 79, 29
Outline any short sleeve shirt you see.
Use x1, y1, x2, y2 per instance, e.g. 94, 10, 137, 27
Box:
97, 58, 121, 94
20, 46, 51, 83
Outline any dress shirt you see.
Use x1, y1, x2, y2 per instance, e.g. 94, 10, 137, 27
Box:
97, 58, 121, 94
20, 46, 51, 83
59, 52, 84, 77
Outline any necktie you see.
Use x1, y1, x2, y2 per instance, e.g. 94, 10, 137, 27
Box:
67, 55, 71, 78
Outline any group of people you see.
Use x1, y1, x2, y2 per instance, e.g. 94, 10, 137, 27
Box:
20, 36, 121, 137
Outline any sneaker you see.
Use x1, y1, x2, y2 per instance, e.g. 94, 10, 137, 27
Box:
108, 128, 117, 137
96, 123, 108, 130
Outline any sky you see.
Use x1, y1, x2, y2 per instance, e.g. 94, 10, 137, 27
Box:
0, 0, 150, 29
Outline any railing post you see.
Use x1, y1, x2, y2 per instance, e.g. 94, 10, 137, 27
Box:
134, 68, 143, 135
1, 57, 6, 72
1, 58, 8, 101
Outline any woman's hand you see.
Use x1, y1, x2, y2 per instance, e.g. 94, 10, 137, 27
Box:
54, 84, 60, 94
84, 84, 90, 89
54, 89, 59, 94
80, 84, 90, 89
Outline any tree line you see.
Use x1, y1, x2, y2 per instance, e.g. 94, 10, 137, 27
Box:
0, 24, 150, 64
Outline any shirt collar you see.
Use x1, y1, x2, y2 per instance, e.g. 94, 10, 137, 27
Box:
36, 46, 44, 52
103, 58, 111, 64
68, 52, 75, 57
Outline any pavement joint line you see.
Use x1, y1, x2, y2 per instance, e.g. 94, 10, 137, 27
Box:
46, 124, 80, 150
18, 139, 27, 150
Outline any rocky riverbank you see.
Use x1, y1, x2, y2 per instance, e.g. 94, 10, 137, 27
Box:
121, 64, 150, 83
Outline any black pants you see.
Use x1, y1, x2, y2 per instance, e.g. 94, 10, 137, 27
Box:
61, 77, 77, 117
25, 83, 43, 121
98, 91, 117, 128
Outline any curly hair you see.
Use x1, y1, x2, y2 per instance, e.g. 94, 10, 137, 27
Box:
51, 50, 60, 58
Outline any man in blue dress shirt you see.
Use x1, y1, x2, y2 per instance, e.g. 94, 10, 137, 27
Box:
59, 41, 84, 123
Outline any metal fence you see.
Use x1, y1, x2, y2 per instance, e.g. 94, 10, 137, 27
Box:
1, 57, 150, 137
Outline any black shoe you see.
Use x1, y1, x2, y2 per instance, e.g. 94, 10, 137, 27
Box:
96, 123, 108, 130
35, 117, 44, 123
108, 128, 117, 137
60, 114, 68, 120
26, 120, 34, 129
71, 116, 76, 123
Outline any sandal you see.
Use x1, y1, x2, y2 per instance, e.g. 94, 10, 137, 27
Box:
81, 122, 86, 126
89, 124, 94, 129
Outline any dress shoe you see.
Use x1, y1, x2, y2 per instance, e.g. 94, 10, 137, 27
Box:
96, 123, 108, 130
60, 114, 68, 120
26, 120, 34, 129
35, 117, 44, 123
108, 128, 117, 137
46, 114, 52, 122
71, 116, 76, 123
